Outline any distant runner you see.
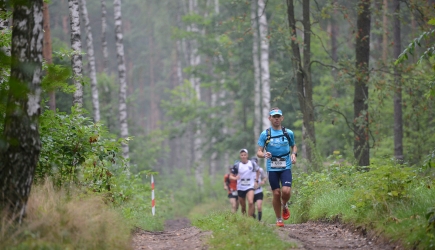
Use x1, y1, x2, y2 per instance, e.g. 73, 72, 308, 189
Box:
257, 107, 297, 227
231, 149, 259, 217
224, 166, 239, 213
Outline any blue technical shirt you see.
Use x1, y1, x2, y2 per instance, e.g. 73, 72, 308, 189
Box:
257, 127, 295, 171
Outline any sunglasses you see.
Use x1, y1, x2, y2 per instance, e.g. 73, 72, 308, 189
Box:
272, 115, 282, 118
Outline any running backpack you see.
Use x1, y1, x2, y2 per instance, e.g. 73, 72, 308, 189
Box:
263, 126, 292, 158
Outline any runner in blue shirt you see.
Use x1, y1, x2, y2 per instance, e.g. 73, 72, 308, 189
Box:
256, 107, 297, 227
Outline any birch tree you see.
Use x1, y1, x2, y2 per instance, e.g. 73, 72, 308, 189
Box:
69, 0, 83, 106
354, 0, 371, 166
252, 0, 261, 137
114, 0, 129, 159
209, 0, 220, 182
80, 0, 100, 122
0, 0, 44, 223
258, 0, 270, 131
101, 0, 109, 74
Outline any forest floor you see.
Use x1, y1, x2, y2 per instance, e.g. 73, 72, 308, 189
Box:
132, 218, 403, 250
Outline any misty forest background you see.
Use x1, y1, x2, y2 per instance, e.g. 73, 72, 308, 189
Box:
36, 0, 435, 202
40, 0, 435, 195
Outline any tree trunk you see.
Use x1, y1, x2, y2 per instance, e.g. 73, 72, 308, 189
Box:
188, 0, 203, 192
286, 0, 315, 163
114, 0, 129, 160
301, 0, 315, 163
252, 0, 261, 138
258, 0, 270, 131
0, 0, 44, 223
101, 0, 109, 74
354, 0, 371, 166
330, 4, 338, 64
43, 2, 56, 111
68, 0, 83, 107
209, 0, 220, 183
392, 0, 403, 162
80, 0, 100, 122
382, 0, 388, 63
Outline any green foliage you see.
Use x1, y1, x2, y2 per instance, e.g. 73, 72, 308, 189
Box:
351, 164, 416, 212
37, 106, 127, 190
193, 211, 296, 249
395, 29, 435, 66
288, 156, 435, 249
41, 62, 73, 93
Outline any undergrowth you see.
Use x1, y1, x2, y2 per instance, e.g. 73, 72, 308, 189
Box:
287, 156, 435, 249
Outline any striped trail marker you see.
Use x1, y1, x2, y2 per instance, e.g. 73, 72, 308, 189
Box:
151, 175, 155, 216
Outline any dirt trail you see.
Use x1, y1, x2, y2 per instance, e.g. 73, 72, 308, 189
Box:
132, 219, 402, 250
132, 218, 211, 250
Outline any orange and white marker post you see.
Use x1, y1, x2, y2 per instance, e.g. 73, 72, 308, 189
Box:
151, 175, 155, 216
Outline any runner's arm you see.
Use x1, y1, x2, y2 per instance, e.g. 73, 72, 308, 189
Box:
291, 145, 298, 163
257, 146, 268, 158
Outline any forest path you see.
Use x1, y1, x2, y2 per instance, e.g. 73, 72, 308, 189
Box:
132, 218, 402, 250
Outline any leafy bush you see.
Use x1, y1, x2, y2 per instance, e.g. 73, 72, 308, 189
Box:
37, 106, 127, 191
351, 164, 417, 212
36, 107, 164, 231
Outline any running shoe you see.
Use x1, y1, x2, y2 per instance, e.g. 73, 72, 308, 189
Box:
282, 205, 290, 220
276, 219, 284, 227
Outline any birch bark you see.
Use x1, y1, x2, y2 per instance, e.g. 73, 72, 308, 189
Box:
69, 0, 83, 106
80, 0, 100, 122
114, 0, 129, 159
258, 0, 270, 130
0, 0, 44, 223
101, 0, 109, 74
252, 0, 262, 137
189, 0, 203, 191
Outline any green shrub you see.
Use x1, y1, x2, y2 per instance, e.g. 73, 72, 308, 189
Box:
37, 106, 127, 191
351, 164, 416, 212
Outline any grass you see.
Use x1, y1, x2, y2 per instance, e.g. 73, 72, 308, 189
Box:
192, 211, 297, 250
287, 176, 435, 249
0, 182, 132, 250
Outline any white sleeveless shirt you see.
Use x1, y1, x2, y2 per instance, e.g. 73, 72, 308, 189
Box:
237, 160, 259, 191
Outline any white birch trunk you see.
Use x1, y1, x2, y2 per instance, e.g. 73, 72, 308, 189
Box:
0, 0, 44, 223
68, 0, 83, 107
252, 0, 262, 137
101, 0, 109, 74
80, 0, 100, 122
114, 0, 129, 159
209, 0, 221, 182
189, 0, 203, 191
258, 0, 270, 130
